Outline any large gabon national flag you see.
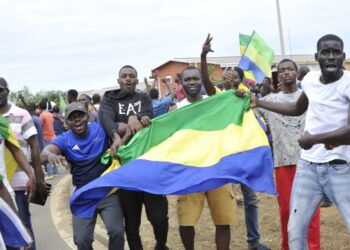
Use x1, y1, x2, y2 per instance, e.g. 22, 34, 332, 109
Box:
70, 90, 275, 218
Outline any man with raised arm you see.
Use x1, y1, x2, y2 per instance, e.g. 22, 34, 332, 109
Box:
175, 65, 236, 250
201, 34, 270, 250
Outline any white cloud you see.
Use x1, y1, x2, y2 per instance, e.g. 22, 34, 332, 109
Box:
0, 0, 348, 93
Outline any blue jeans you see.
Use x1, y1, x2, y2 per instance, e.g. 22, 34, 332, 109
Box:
288, 159, 350, 249
15, 190, 36, 250
241, 184, 260, 245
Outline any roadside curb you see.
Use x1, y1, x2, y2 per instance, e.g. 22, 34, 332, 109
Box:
50, 175, 108, 249
50, 175, 75, 249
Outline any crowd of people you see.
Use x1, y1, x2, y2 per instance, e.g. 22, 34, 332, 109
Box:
0, 33, 349, 250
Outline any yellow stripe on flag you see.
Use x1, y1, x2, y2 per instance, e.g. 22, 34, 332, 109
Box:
140, 110, 268, 167
5, 128, 21, 181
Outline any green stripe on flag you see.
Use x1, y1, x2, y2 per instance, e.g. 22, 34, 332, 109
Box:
118, 90, 251, 164
239, 33, 251, 55
59, 95, 67, 116
243, 32, 274, 77
0, 115, 9, 140
248, 32, 274, 64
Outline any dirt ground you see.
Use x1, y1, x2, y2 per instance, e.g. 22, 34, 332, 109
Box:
138, 192, 350, 250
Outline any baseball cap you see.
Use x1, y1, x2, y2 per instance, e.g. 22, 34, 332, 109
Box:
65, 102, 87, 119
0, 77, 8, 90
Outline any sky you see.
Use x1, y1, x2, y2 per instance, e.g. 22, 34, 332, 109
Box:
0, 0, 349, 93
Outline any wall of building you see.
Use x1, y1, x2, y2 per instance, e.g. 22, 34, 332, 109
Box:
151, 61, 188, 97
152, 61, 223, 97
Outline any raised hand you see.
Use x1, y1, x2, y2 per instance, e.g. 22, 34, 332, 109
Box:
201, 33, 214, 57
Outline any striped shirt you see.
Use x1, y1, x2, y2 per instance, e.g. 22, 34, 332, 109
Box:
3, 105, 37, 189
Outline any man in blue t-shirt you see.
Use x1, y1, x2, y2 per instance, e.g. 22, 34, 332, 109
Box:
40, 102, 126, 250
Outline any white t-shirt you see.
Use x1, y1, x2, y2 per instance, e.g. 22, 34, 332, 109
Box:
176, 95, 208, 109
301, 70, 350, 163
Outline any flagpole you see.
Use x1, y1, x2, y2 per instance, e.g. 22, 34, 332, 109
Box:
276, 0, 285, 56
238, 31, 255, 66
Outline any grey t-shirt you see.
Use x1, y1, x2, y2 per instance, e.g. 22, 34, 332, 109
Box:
256, 90, 305, 168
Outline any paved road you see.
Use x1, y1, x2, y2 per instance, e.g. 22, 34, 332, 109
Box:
31, 173, 71, 250
31, 171, 108, 249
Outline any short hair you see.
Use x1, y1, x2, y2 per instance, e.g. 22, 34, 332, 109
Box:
277, 59, 298, 72
263, 77, 272, 84
38, 101, 47, 110
317, 34, 344, 51
79, 93, 91, 102
180, 66, 201, 81
118, 65, 138, 77
0, 77, 9, 90
52, 105, 60, 113
67, 89, 78, 101
92, 93, 101, 104
149, 88, 159, 99
233, 67, 244, 81
26, 103, 37, 113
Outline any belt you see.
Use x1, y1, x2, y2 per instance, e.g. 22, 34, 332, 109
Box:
328, 159, 347, 165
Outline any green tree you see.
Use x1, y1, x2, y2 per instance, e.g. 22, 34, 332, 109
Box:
10, 86, 64, 109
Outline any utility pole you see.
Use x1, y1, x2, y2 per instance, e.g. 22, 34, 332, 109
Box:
276, 0, 286, 56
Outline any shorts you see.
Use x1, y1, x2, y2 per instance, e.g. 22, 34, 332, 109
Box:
177, 184, 236, 226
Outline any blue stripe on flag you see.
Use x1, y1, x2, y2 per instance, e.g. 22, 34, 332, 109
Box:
70, 146, 274, 218
239, 55, 267, 83
0, 198, 31, 248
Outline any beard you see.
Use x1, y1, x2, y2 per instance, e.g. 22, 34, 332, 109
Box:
120, 86, 136, 96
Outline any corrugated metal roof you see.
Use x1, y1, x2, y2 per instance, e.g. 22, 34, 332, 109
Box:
152, 54, 327, 71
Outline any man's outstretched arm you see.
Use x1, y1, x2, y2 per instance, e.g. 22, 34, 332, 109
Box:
240, 90, 308, 116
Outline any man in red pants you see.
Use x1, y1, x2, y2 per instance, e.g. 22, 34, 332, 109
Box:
256, 59, 320, 250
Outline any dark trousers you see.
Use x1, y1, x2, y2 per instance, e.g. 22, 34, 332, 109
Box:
73, 193, 124, 250
118, 190, 169, 250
